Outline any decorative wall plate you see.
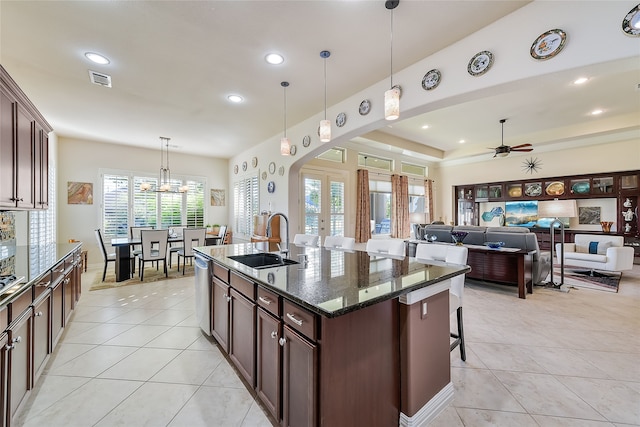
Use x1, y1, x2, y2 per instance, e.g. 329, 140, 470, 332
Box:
267, 181, 276, 193
290, 145, 297, 156
524, 183, 542, 197
234, 164, 239, 174
622, 4, 640, 36
242, 161, 248, 171
261, 171, 267, 181
530, 29, 567, 60
545, 181, 565, 196
336, 112, 347, 127
467, 51, 494, 76
422, 69, 441, 90
278, 166, 285, 176
359, 99, 371, 115
268, 162, 276, 174
302, 135, 311, 147
251, 157, 258, 168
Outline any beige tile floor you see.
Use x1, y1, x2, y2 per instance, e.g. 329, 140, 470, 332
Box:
15, 262, 640, 426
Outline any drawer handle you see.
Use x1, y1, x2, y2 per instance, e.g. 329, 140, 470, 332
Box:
38, 280, 51, 287
35, 311, 43, 317
286, 313, 303, 326
279, 337, 287, 347
270, 331, 278, 339
258, 296, 272, 305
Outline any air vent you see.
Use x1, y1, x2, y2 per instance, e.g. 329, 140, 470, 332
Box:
88, 70, 112, 88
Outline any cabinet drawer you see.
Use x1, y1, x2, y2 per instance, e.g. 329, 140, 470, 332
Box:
0, 306, 7, 333
33, 271, 52, 300
213, 262, 229, 283
51, 260, 65, 285
231, 271, 255, 301
283, 300, 317, 341
9, 286, 33, 323
257, 286, 280, 317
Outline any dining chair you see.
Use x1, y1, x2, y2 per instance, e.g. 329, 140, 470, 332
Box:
177, 227, 207, 274
293, 234, 320, 247
168, 225, 187, 267
323, 235, 356, 250
365, 238, 406, 257
217, 225, 227, 245
94, 228, 116, 282
415, 243, 469, 361
130, 226, 155, 270
138, 229, 169, 280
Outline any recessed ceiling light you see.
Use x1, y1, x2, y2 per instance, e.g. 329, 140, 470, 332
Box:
227, 94, 244, 103
85, 52, 110, 65
459, 139, 466, 144
573, 77, 588, 85
591, 109, 603, 115
265, 53, 284, 65
421, 125, 429, 129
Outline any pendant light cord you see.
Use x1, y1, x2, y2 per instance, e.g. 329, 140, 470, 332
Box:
283, 85, 287, 138
390, 7, 394, 88
323, 56, 327, 120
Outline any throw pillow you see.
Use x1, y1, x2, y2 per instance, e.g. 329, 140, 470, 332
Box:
589, 241, 599, 254
597, 241, 612, 255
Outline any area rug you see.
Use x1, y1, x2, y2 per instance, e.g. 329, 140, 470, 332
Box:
549, 267, 621, 293
90, 266, 194, 291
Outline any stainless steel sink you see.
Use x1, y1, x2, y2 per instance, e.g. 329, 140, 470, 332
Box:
228, 253, 298, 269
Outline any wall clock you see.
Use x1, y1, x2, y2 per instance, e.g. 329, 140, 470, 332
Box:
302, 135, 311, 147
336, 112, 347, 127
422, 69, 441, 90
530, 29, 567, 60
467, 51, 494, 76
267, 181, 276, 193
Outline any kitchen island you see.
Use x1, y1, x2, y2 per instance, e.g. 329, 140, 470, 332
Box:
194, 243, 469, 427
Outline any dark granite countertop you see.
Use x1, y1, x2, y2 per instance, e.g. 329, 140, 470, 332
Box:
194, 243, 469, 318
0, 243, 81, 307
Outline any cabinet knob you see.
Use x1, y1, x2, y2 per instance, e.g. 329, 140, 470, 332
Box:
12, 336, 22, 345
270, 331, 278, 339
35, 311, 43, 317
279, 337, 287, 347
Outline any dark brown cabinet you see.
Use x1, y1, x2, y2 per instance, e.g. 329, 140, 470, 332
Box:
229, 289, 256, 387
211, 277, 230, 352
281, 325, 317, 427
32, 290, 51, 382
0, 65, 52, 210
7, 309, 32, 425
256, 308, 281, 421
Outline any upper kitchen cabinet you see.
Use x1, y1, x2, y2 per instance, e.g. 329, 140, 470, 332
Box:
0, 65, 52, 210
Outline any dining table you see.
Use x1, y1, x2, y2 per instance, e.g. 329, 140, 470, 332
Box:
110, 234, 183, 282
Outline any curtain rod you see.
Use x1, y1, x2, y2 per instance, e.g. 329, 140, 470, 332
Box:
360, 169, 435, 183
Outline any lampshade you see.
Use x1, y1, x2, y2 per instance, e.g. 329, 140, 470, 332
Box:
538, 199, 577, 218
319, 119, 331, 142
496, 152, 509, 158
140, 136, 187, 193
280, 137, 291, 155
384, 87, 400, 120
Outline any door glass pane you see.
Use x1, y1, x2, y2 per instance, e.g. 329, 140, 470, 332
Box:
304, 177, 321, 234
329, 180, 344, 236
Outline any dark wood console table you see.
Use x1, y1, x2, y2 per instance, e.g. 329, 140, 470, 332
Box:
466, 246, 534, 299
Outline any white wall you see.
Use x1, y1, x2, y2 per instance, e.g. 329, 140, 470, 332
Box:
56, 136, 228, 265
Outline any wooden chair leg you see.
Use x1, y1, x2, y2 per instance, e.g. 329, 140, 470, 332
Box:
457, 307, 466, 361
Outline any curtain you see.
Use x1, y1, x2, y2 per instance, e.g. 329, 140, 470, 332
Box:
355, 169, 371, 243
425, 179, 434, 224
391, 174, 410, 239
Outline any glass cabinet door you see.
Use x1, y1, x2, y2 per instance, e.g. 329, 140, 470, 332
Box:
592, 177, 614, 195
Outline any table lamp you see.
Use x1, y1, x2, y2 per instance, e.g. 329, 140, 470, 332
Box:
537, 199, 577, 291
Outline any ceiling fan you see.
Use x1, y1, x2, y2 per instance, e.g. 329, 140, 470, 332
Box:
492, 118, 533, 157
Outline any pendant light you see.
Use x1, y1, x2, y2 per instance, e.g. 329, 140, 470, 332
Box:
319, 50, 331, 143
384, 0, 400, 121
280, 81, 291, 156
141, 136, 188, 193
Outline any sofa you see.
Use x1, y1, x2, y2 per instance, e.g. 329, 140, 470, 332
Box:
413, 224, 551, 286
555, 234, 634, 272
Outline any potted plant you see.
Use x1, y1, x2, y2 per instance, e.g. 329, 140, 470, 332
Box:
211, 224, 220, 235
206, 224, 212, 233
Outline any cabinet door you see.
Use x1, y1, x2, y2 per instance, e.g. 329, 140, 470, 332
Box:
256, 308, 281, 421
282, 325, 317, 427
63, 272, 73, 324
0, 88, 16, 209
32, 291, 51, 383
15, 104, 35, 209
50, 279, 64, 347
34, 125, 48, 209
0, 333, 8, 427
229, 289, 256, 387
7, 310, 32, 422
211, 277, 230, 353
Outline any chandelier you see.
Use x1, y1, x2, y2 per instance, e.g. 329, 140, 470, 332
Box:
140, 137, 188, 193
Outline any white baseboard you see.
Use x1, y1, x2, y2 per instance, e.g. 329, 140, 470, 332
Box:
399, 382, 454, 427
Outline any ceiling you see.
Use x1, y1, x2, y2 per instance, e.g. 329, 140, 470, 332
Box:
1, 1, 638, 162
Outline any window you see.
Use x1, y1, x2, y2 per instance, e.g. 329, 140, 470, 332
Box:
370, 179, 391, 235
358, 153, 393, 171
29, 165, 56, 275
316, 147, 346, 163
101, 170, 205, 239
233, 175, 259, 237
401, 162, 427, 177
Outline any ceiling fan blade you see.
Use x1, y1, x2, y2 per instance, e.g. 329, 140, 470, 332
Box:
510, 143, 532, 149
511, 148, 534, 152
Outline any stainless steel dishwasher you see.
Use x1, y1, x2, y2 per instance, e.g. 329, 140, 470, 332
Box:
194, 252, 211, 335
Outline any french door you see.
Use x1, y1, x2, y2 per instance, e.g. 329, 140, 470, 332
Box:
302, 173, 346, 241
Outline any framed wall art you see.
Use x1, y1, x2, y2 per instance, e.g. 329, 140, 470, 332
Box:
211, 189, 226, 206
67, 182, 93, 204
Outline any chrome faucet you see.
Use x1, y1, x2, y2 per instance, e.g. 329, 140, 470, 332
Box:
267, 212, 289, 255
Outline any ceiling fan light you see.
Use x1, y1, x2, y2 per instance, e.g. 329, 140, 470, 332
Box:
319, 119, 331, 142
384, 88, 400, 120
496, 152, 509, 158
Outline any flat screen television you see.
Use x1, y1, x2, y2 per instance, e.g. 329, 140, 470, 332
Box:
504, 201, 569, 228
